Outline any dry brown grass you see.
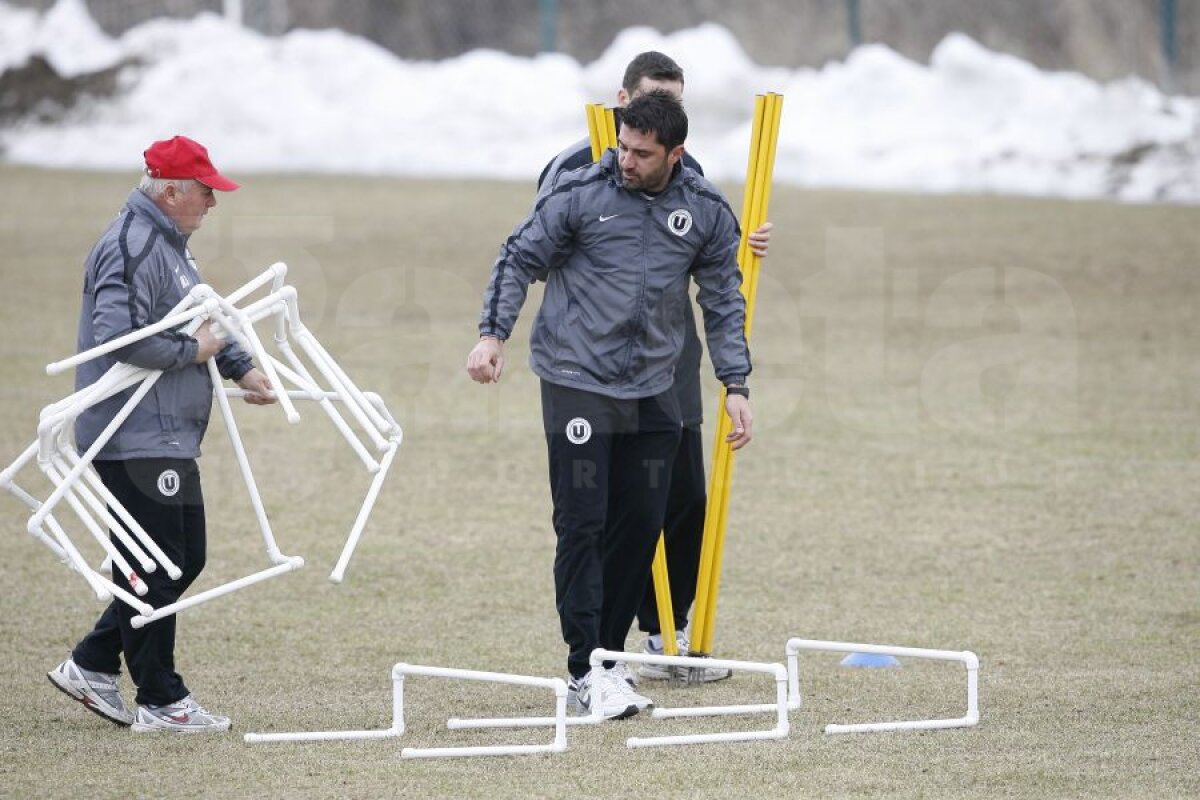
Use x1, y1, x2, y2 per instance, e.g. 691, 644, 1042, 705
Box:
0, 165, 1197, 798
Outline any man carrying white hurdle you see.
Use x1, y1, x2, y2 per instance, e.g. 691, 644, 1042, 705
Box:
47, 136, 275, 734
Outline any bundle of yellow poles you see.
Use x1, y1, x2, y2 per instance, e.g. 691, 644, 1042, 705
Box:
586, 102, 618, 159
584, 92, 783, 659
690, 92, 783, 656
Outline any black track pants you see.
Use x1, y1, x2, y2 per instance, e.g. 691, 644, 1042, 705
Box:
541, 381, 681, 679
71, 458, 206, 706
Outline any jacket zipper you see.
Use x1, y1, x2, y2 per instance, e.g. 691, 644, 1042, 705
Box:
617, 201, 653, 382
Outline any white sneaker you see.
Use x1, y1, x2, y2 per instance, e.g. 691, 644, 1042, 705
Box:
131, 694, 232, 733
47, 658, 134, 727
602, 668, 654, 711
567, 668, 638, 720
610, 660, 638, 687
638, 634, 732, 683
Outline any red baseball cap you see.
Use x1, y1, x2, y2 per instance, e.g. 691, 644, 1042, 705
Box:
144, 135, 239, 191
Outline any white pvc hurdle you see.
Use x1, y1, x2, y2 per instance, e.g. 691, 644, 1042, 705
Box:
647, 637, 979, 735
448, 648, 789, 749
785, 638, 979, 734
245, 663, 568, 759
2, 263, 402, 625
592, 649, 789, 749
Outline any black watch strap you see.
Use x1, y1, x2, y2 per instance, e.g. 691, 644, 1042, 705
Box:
725, 386, 750, 399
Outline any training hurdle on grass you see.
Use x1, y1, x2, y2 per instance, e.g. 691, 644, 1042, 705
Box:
596, 649, 789, 749
786, 638, 980, 734
445, 647, 789, 749
0, 263, 401, 627
245, 663, 568, 759
649, 637, 979, 735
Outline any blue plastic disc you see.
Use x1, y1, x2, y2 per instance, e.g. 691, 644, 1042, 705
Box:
840, 652, 901, 668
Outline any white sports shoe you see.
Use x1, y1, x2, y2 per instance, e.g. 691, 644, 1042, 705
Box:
47, 658, 134, 727
602, 668, 653, 711
131, 694, 232, 733
568, 668, 644, 719
638, 633, 732, 683
610, 660, 638, 687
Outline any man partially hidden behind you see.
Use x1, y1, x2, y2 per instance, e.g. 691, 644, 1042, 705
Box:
467, 91, 753, 719
48, 136, 276, 733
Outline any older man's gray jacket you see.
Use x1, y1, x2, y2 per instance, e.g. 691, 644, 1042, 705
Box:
74, 189, 253, 460
479, 148, 750, 399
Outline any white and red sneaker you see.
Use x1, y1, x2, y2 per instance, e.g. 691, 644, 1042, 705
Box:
131, 694, 231, 733
47, 658, 134, 727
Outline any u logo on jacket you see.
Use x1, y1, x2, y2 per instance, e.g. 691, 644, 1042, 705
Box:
667, 209, 692, 236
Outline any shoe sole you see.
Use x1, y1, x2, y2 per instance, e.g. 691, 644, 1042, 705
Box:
46, 672, 132, 727
684, 668, 733, 684
130, 721, 232, 734
638, 665, 733, 683
568, 697, 639, 720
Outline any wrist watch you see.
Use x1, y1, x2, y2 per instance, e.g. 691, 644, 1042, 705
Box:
725, 385, 749, 399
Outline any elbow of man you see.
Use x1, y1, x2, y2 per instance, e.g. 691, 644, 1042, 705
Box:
111, 336, 191, 372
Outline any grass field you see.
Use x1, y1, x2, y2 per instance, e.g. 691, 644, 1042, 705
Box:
0, 164, 1197, 799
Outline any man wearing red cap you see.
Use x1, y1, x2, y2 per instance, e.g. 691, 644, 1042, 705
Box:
47, 135, 275, 734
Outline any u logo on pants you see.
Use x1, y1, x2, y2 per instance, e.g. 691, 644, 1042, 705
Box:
566, 417, 592, 445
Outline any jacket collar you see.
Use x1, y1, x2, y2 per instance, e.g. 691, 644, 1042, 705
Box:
125, 189, 189, 249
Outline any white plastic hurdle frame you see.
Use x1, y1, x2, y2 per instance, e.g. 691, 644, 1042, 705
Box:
593, 648, 789, 749
245, 663, 568, 759
1, 263, 401, 626
19, 283, 305, 627
447, 647, 789, 749
785, 638, 979, 734
200, 271, 403, 581
649, 637, 980, 735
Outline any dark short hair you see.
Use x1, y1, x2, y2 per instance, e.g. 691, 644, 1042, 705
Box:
622, 51, 685, 96
619, 89, 688, 151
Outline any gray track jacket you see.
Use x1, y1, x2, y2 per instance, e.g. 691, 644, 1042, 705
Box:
74, 189, 253, 460
480, 149, 750, 399
538, 140, 709, 426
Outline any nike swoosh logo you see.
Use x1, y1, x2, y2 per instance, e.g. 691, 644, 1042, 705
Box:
599, 214, 621, 222
167, 712, 191, 723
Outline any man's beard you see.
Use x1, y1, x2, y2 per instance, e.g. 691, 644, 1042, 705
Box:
623, 164, 666, 192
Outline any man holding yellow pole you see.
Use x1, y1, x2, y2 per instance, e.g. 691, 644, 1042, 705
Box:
536, 52, 771, 684
468, 91, 752, 719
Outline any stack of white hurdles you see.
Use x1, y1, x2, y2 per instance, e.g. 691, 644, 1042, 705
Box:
0, 263, 401, 629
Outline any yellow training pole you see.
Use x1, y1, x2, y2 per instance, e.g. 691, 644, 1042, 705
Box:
742, 92, 783, 340
604, 107, 618, 149
583, 101, 679, 657
696, 93, 783, 653
695, 93, 782, 653
690, 93, 783, 655
734, 95, 768, 280
690, 96, 766, 636
689, 95, 768, 655
650, 535, 677, 652
697, 93, 783, 652
586, 103, 603, 161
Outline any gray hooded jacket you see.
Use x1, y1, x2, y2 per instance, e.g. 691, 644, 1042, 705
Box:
74, 189, 253, 460
480, 149, 750, 399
